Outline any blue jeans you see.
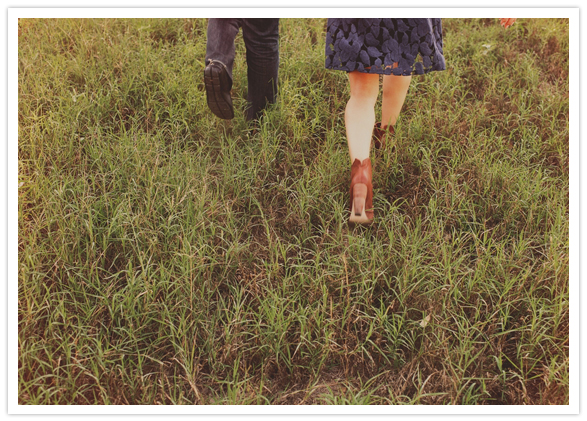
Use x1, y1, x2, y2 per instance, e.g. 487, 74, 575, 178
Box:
205, 18, 280, 121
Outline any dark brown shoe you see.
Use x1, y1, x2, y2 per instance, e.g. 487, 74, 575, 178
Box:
349, 158, 374, 224
373, 123, 394, 150
204, 59, 234, 119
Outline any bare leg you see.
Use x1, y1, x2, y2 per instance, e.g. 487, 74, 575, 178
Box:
380, 74, 411, 127
345, 71, 380, 163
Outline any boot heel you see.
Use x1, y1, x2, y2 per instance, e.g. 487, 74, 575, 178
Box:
350, 183, 371, 224
352, 183, 367, 216
349, 158, 374, 225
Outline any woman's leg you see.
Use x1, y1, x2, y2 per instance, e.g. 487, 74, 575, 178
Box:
345, 71, 379, 224
380, 74, 412, 127
345, 71, 380, 163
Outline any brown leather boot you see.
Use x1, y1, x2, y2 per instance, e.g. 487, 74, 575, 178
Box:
373, 123, 394, 150
349, 158, 374, 224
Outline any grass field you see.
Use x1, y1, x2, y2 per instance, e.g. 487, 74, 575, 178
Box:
18, 18, 569, 405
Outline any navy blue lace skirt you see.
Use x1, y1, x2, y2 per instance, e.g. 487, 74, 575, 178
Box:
325, 18, 446, 76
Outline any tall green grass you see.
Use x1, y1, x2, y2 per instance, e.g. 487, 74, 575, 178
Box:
18, 18, 569, 404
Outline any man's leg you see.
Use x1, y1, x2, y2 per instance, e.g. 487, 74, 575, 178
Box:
241, 19, 280, 121
204, 19, 240, 119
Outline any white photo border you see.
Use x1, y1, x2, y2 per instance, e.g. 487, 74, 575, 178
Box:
7, 5, 579, 417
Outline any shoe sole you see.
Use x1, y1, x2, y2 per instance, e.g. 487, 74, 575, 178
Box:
349, 184, 373, 225
204, 61, 234, 120
349, 207, 373, 225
